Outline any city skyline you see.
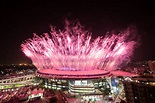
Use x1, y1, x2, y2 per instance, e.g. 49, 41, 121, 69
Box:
0, 0, 155, 64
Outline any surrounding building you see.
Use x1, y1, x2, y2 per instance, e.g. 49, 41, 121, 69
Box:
148, 60, 155, 73
123, 76, 155, 103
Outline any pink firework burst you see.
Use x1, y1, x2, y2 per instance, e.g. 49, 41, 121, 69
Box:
21, 20, 138, 71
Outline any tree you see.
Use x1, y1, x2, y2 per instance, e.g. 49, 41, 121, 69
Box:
49, 97, 57, 103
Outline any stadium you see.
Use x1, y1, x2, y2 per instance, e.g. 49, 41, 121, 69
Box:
21, 20, 138, 96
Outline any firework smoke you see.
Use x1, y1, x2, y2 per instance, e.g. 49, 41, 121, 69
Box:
21, 20, 138, 71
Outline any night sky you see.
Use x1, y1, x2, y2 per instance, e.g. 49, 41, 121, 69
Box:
0, 0, 155, 64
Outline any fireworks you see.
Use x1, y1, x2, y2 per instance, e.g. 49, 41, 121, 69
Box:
21, 20, 138, 71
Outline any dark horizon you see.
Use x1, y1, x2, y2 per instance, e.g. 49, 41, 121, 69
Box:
0, 1, 155, 64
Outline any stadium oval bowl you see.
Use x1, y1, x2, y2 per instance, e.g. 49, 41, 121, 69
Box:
36, 69, 110, 79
